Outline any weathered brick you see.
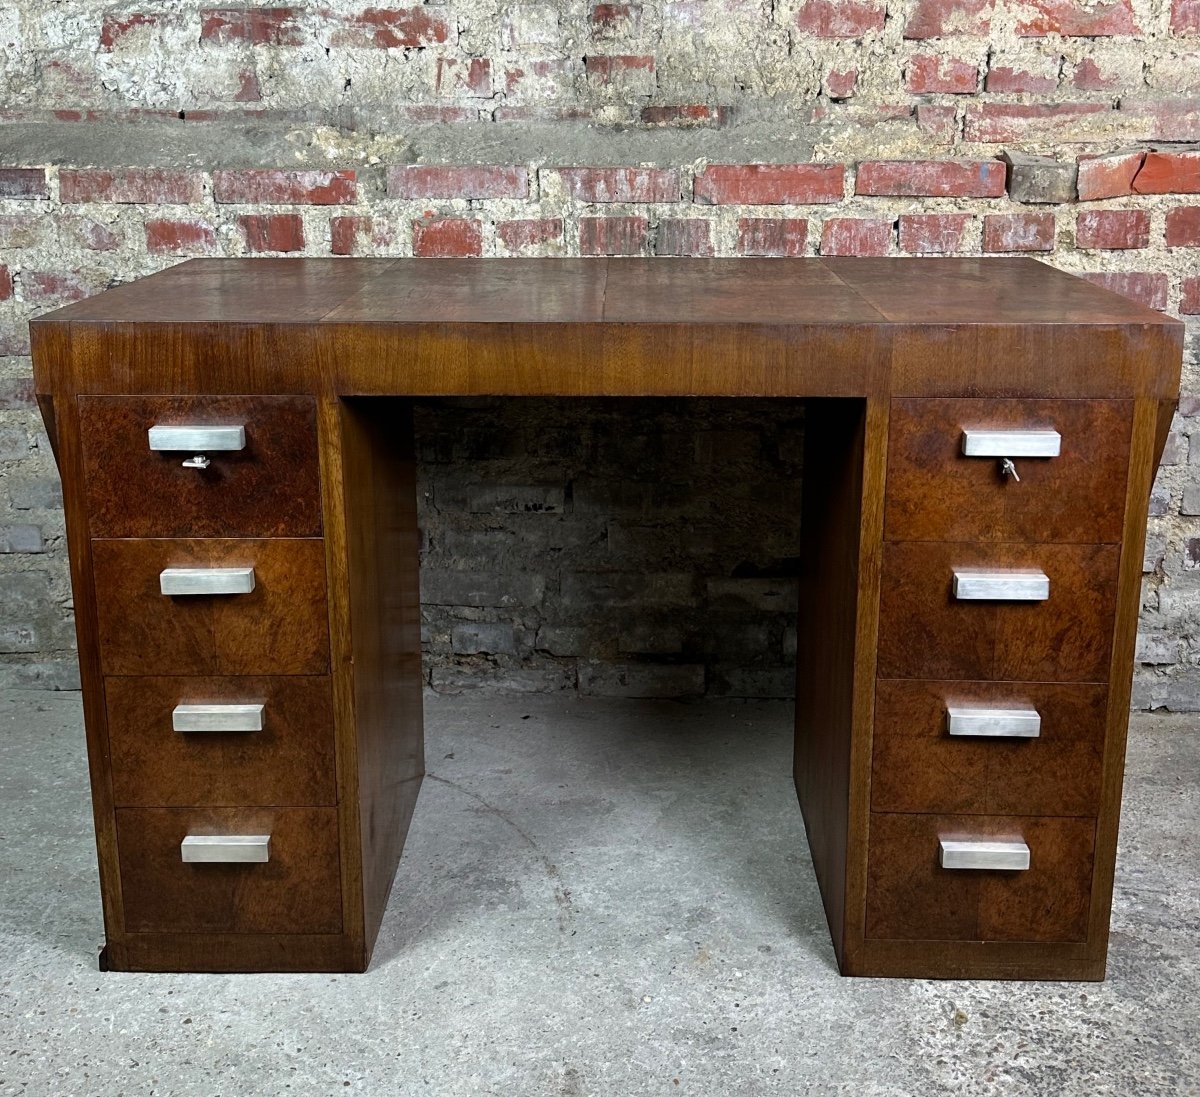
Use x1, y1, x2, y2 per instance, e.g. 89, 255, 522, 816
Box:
578, 662, 705, 699
584, 54, 656, 89
982, 212, 1056, 252
435, 58, 493, 98
898, 213, 971, 254
496, 218, 564, 254
906, 54, 979, 94
0, 624, 38, 654
1168, 208, 1200, 246
61, 217, 122, 252
736, 217, 808, 256
553, 166, 679, 203
693, 164, 843, 205
0, 378, 34, 410
640, 105, 731, 126
0, 525, 44, 553
200, 7, 305, 44
145, 218, 219, 255
23, 271, 91, 305
985, 62, 1059, 93
965, 102, 1109, 142
1133, 151, 1200, 195
1017, 0, 1137, 36
855, 160, 1005, 198
0, 427, 29, 460
413, 217, 484, 257
619, 624, 685, 655
796, 0, 886, 37
1181, 276, 1200, 314
423, 570, 546, 607
824, 68, 858, 99
905, 0, 991, 38
0, 169, 48, 199
329, 7, 451, 47
8, 477, 62, 509
1072, 57, 1120, 90
100, 12, 161, 50
214, 169, 357, 204
916, 104, 959, 142
330, 215, 372, 255
60, 168, 203, 204
0, 264, 10, 301
238, 213, 305, 252
1174, 0, 1200, 33
590, 4, 643, 37
389, 165, 529, 199
579, 215, 648, 254
1080, 271, 1169, 311
655, 217, 714, 256
1003, 152, 1077, 203
1077, 150, 1146, 200
0, 215, 45, 249
1119, 98, 1200, 141
820, 217, 893, 256
1076, 209, 1150, 250
452, 622, 518, 656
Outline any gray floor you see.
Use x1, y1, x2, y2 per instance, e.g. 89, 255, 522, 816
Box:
1, 690, 1198, 1097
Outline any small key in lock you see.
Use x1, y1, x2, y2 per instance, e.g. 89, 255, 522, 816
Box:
1000, 457, 1020, 482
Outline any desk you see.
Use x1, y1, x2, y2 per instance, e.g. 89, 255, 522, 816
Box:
30, 257, 1182, 979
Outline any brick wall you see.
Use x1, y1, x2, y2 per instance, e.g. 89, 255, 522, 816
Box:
0, 2, 1198, 702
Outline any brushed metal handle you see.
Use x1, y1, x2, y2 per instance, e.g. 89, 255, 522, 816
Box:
961, 429, 1061, 458
148, 425, 246, 452
952, 568, 1049, 601
946, 704, 1041, 738
181, 834, 270, 863
159, 567, 255, 596
172, 703, 264, 733
939, 838, 1030, 871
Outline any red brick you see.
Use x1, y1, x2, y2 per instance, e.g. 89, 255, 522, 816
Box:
0, 265, 11, 301
825, 68, 858, 99
982, 212, 1055, 252
100, 13, 159, 50
964, 102, 1109, 142
554, 167, 680, 203
1072, 58, 1118, 90
916, 104, 959, 143
200, 7, 305, 45
496, 218, 564, 253
905, 0, 991, 38
330, 215, 370, 255
985, 63, 1058, 93
1120, 98, 1200, 141
1174, 0, 1200, 33
590, 4, 642, 36
640, 105, 731, 127
796, 0, 886, 37
1080, 271, 1168, 311
1133, 151, 1200, 195
1181, 276, 1200, 315
412, 217, 483, 258
1018, 0, 1137, 36
1166, 207, 1200, 246
388, 165, 529, 199
1076, 209, 1150, 249
330, 7, 451, 47
906, 55, 979, 94
693, 164, 844, 205
239, 213, 305, 252
819, 218, 893, 256
234, 69, 263, 102
1077, 150, 1145, 200
579, 216, 648, 255
24, 271, 91, 305
855, 159, 1005, 198
60, 168, 203, 204
655, 218, 714, 256
214, 169, 357, 204
898, 213, 971, 254
145, 218, 219, 255
736, 217, 808, 256
436, 57, 493, 97
584, 55, 655, 82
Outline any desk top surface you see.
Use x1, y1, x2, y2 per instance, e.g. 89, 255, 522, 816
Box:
34, 256, 1179, 329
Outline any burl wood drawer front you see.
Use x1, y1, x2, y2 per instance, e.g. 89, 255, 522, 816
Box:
877, 542, 1120, 682
79, 395, 322, 538
92, 539, 330, 676
885, 399, 1131, 544
872, 680, 1107, 816
866, 813, 1095, 943
116, 806, 342, 934
106, 676, 336, 807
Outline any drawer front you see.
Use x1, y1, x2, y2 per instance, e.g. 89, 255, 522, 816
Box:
872, 680, 1107, 816
866, 813, 1095, 943
116, 806, 342, 934
107, 676, 337, 807
80, 395, 322, 538
885, 399, 1131, 544
877, 542, 1119, 681
93, 539, 330, 676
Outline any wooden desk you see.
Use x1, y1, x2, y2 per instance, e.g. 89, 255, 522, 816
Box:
30, 258, 1183, 979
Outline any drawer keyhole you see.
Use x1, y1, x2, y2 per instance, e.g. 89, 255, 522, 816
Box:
1000, 457, 1020, 482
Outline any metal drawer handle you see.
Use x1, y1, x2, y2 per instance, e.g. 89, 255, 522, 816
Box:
962, 428, 1060, 483
952, 568, 1049, 602
181, 834, 270, 863
172, 703, 264, 733
940, 838, 1030, 871
946, 704, 1041, 738
160, 567, 256, 596
149, 424, 245, 470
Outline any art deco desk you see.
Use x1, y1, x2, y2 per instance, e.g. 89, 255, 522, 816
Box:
30, 258, 1182, 979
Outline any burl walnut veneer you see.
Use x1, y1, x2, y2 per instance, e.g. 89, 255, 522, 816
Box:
29, 258, 1182, 979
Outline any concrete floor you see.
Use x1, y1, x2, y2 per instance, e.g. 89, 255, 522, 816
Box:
1, 691, 1198, 1097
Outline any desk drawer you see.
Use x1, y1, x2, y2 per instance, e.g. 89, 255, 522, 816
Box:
872, 680, 1107, 816
865, 813, 1095, 943
107, 676, 336, 807
93, 539, 330, 676
877, 542, 1119, 681
885, 399, 1131, 544
80, 395, 322, 538
116, 806, 342, 934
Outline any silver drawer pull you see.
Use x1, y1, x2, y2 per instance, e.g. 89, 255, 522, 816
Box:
181, 834, 270, 863
172, 703, 264, 733
148, 425, 246, 452
961, 429, 1061, 458
939, 838, 1030, 871
953, 568, 1049, 601
160, 567, 255, 596
946, 704, 1041, 738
